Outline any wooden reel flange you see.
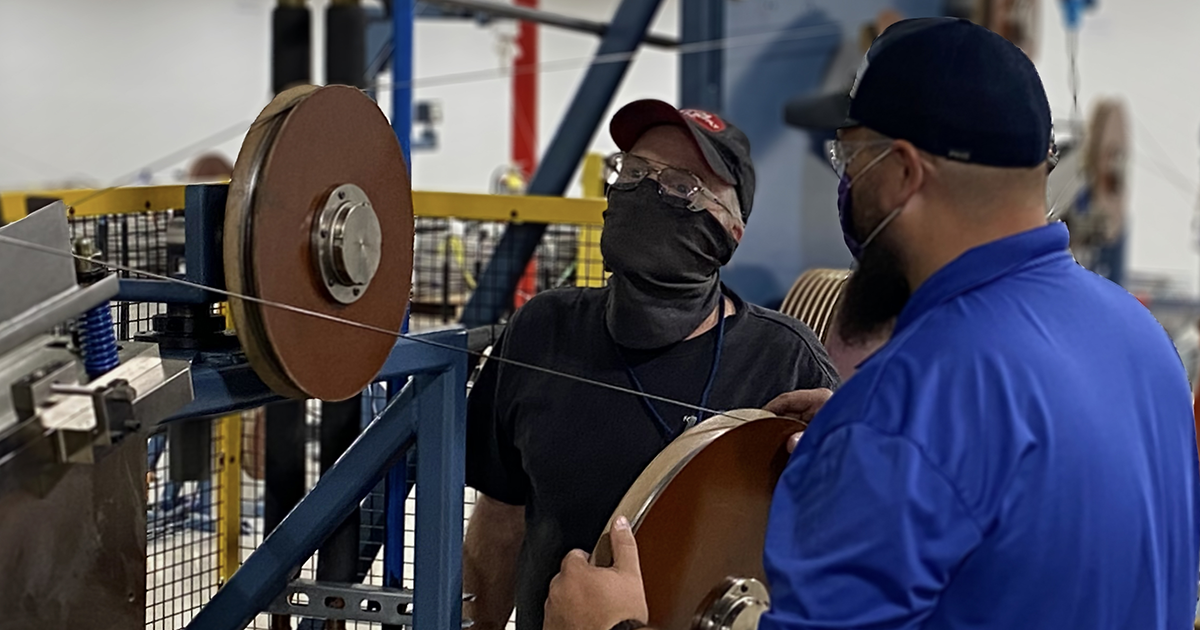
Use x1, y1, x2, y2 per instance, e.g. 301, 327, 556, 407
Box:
591, 410, 802, 630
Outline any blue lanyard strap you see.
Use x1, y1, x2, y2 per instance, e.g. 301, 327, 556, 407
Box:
617, 297, 726, 442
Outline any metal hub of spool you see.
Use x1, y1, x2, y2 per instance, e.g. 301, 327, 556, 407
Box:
694, 578, 771, 630
225, 84, 414, 401
313, 183, 383, 304
590, 410, 800, 630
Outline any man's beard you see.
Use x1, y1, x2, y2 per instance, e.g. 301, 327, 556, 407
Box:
835, 192, 911, 346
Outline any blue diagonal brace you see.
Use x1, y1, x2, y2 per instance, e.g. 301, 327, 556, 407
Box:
459, 0, 665, 327
185, 381, 419, 630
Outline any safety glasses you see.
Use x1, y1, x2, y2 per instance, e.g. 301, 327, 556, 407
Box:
605, 152, 737, 220
825, 139, 894, 177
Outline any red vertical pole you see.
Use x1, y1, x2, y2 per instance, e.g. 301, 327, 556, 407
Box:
513, 0, 539, 308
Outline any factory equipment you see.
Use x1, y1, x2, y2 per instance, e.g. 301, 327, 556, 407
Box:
0, 82, 473, 630
0, 202, 195, 628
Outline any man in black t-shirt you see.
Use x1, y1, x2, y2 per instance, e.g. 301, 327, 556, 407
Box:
463, 100, 839, 630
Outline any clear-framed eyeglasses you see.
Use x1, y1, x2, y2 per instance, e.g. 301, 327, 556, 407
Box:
605, 152, 737, 220
825, 138, 894, 177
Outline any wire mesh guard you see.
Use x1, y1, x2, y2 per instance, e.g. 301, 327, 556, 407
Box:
67, 206, 605, 629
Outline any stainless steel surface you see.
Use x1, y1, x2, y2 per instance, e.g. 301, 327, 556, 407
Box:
0, 335, 80, 462
267, 579, 415, 625
0, 202, 120, 357
312, 183, 382, 304
0, 428, 147, 630
694, 578, 770, 630
0, 201, 77, 322
0, 274, 118, 358
38, 343, 193, 435
1, 338, 192, 495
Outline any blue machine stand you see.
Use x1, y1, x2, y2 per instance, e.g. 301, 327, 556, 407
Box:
187, 330, 468, 630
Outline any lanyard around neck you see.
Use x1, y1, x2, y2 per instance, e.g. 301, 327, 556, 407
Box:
615, 297, 726, 442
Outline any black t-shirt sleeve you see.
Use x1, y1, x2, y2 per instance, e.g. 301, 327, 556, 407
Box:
465, 328, 530, 506
795, 336, 841, 391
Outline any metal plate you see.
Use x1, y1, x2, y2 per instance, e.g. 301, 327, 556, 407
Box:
779, 268, 849, 345
225, 85, 414, 401
590, 410, 800, 630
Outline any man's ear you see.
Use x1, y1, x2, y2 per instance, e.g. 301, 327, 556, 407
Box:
889, 140, 926, 207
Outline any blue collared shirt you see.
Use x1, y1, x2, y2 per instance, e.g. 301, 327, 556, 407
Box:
760, 223, 1200, 629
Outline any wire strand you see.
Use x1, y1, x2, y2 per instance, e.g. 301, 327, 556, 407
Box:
0, 231, 743, 423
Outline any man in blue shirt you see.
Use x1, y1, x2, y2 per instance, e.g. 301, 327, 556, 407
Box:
543, 17, 1200, 630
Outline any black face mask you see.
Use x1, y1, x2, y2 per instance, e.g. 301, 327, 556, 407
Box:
600, 179, 738, 349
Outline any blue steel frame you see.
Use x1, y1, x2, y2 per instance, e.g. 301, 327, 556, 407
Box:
186, 330, 468, 630
679, 0, 724, 112
459, 0, 665, 327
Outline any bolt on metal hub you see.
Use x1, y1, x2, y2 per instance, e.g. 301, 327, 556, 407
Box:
694, 577, 770, 630
312, 183, 382, 304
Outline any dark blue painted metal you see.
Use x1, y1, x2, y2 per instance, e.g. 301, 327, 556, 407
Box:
164, 351, 282, 422
393, 0, 414, 168
186, 331, 466, 630
459, 0, 665, 327
184, 184, 227, 290
679, 0, 723, 111
413, 353, 466, 630
185, 380, 419, 630
116, 279, 213, 303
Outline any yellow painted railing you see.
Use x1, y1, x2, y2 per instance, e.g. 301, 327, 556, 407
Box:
0, 185, 605, 226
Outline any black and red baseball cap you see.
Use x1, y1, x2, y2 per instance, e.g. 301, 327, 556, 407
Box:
609, 99, 756, 222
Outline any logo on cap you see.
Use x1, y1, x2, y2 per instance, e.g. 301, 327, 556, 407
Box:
681, 109, 726, 132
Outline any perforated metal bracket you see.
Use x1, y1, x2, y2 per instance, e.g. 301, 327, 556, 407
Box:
268, 580, 414, 625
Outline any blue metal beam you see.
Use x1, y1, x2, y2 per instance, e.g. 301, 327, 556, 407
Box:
679, 0, 723, 111
163, 353, 282, 422
459, 0, 665, 327
184, 331, 466, 630
185, 380, 419, 630
184, 184, 227, 290
393, 0, 415, 168
116, 279, 213, 304
413, 354, 467, 630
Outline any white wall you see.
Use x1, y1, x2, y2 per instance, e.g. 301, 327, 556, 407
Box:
1035, 0, 1200, 294
1, 0, 1197, 290
0, 0, 676, 198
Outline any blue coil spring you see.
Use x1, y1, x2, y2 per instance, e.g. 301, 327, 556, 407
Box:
79, 303, 120, 380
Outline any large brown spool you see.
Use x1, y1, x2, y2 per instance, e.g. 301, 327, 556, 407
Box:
591, 410, 801, 630
224, 84, 414, 401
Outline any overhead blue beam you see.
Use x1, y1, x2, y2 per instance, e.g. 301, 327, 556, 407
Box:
679, 0, 723, 111
459, 0, 665, 327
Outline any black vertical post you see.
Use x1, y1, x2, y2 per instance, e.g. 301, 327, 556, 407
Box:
305, 396, 363, 630
273, 0, 312, 94
268, 5, 311, 629
264, 399, 308, 630
326, 0, 367, 88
